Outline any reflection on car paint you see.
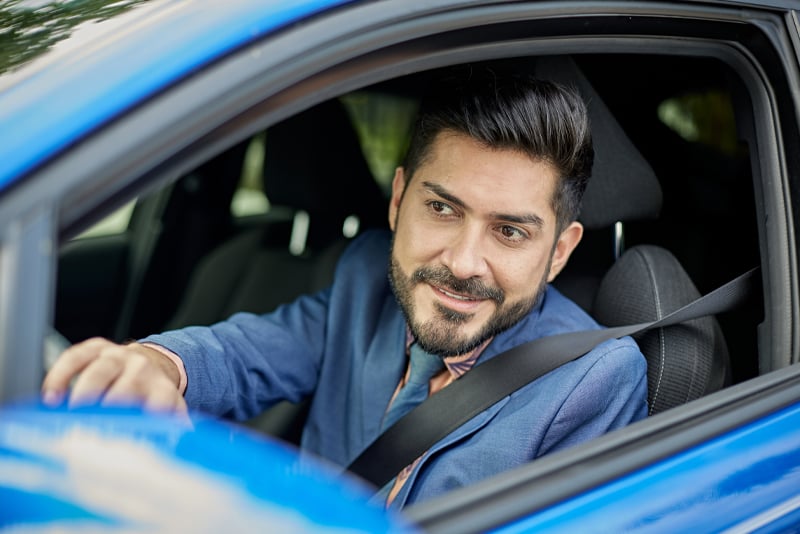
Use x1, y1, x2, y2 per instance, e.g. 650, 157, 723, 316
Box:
0, 405, 413, 532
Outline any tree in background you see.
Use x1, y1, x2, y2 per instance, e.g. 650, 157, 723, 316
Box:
0, 0, 148, 75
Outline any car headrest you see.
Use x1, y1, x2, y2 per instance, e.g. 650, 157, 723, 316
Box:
262, 99, 386, 229
592, 245, 730, 413
533, 56, 663, 229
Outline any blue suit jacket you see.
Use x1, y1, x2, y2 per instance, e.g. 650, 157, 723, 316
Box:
145, 230, 648, 508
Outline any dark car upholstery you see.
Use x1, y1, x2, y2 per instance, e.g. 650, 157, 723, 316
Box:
541, 56, 731, 412
164, 99, 388, 441
166, 99, 387, 330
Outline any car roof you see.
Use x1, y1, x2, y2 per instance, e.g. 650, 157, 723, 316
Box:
0, 0, 354, 193
1, 0, 795, 194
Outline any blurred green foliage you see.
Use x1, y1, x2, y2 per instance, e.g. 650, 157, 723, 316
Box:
342, 92, 418, 190
0, 0, 148, 75
658, 90, 741, 157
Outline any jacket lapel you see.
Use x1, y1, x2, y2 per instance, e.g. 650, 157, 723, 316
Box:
359, 298, 407, 451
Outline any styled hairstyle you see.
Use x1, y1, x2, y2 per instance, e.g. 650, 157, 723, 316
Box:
402, 67, 594, 233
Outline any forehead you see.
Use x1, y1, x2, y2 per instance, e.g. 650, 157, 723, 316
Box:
413, 131, 559, 219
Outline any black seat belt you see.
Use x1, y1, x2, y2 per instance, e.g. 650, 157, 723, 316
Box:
346, 267, 759, 489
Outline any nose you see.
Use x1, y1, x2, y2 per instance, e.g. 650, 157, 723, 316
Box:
440, 225, 489, 280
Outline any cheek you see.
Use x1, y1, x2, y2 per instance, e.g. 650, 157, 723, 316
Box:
391, 225, 425, 276
491, 250, 551, 297
393, 211, 449, 263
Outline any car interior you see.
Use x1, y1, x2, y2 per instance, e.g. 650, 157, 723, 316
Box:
54, 52, 762, 445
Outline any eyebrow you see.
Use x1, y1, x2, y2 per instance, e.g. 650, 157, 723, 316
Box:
422, 181, 545, 229
423, 181, 466, 209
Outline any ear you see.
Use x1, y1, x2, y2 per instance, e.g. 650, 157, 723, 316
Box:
547, 221, 583, 283
388, 166, 407, 231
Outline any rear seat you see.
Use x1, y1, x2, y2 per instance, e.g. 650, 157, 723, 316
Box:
165, 99, 388, 441
167, 99, 387, 329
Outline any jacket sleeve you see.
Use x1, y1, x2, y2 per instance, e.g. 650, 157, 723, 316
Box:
538, 339, 648, 456
142, 287, 331, 420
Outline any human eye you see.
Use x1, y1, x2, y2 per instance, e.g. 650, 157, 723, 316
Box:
497, 224, 528, 243
426, 200, 456, 217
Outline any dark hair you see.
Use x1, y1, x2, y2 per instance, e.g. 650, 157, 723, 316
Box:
402, 67, 593, 233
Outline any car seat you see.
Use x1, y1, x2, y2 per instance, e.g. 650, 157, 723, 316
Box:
537, 56, 731, 413
593, 245, 730, 414
165, 100, 388, 441
166, 99, 387, 330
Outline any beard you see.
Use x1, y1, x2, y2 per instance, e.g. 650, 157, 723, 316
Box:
388, 249, 550, 357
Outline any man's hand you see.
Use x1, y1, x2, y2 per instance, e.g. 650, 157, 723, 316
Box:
41, 337, 187, 416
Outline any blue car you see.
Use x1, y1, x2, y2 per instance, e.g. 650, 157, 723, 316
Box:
1, 0, 800, 531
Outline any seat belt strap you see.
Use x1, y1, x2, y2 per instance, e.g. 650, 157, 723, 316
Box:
346, 267, 758, 488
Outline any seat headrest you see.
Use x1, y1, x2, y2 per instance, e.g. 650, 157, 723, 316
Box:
262, 99, 386, 228
592, 245, 730, 413
533, 56, 663, 229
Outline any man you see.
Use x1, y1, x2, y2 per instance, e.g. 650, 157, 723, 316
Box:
42, 69, 648, 508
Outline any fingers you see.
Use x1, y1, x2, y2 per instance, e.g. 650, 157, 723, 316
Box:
101, 353, 180, 412
68, 349, 126, 408
41, 337, 186, 417
42, 337, 115, 406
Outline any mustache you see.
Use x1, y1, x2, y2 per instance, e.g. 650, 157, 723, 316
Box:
411, 265, 505, 304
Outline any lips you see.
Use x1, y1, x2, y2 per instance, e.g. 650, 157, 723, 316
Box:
429, 283, 488, 312
410, 264, 505, 313
437, 286, 481, 301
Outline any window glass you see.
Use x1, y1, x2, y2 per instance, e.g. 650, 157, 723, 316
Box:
73, 200, 136, 239
658, 90, 741, 157
230, 132, 271, 218
341, 92, 418, 190
230, 93, 416, 218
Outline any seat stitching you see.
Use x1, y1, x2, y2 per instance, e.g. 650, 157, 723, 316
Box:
684, 315, 701, 403
637, 248, 665, 415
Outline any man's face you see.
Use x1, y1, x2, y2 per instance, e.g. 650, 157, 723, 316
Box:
388, 131, 583, 357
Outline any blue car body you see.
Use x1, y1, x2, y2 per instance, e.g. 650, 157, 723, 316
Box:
0, 404, 413, 532
1, 0, 799, 531
0, 0, 352, 191
496, 403, 800, 533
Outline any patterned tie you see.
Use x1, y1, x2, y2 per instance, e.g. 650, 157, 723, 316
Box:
382, 343, 446, 431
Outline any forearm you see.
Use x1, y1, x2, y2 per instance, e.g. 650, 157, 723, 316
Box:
142, 290, 331, 420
